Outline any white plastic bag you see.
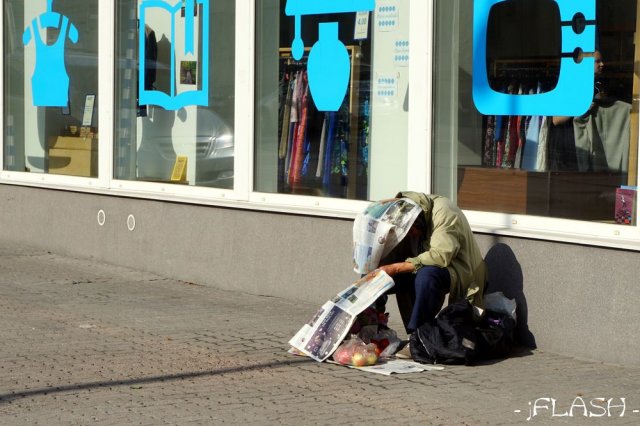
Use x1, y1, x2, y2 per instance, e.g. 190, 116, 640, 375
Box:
483, 291, 517, 322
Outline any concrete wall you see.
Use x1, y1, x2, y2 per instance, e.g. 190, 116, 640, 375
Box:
1, 184, 639, 365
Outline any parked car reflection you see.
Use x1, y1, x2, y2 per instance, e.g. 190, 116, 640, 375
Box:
136, 108, 234, 189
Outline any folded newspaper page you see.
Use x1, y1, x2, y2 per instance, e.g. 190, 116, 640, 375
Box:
288, 271, 395, 362
352, 198, 422, 274
345, 359, 445, 375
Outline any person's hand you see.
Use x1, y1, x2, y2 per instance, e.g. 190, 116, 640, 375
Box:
376, 262, 414, 277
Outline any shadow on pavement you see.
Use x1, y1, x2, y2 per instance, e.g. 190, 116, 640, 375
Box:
0, 357, 313, 403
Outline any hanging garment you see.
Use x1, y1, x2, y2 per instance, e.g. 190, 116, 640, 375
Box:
284, 74, 301, 181
358, 97, 370, 177
501, 114, 518, 168
301, 131, 312, 178
535, 116, 550, 171
316, 113, 328, 178
493, 115, 504, 167
503, 85, 522, 168
482, 115, 496, 167
521, 115, 541, 171
573, 100, 631, 173
278, 78, 293, 159
521, 83, 543, 171
506, 86, 524, 168
284, 122, 296, 180
289, 74, 309, 186
333, 129, 348, 178
144, 25, 158, 90
290, 71, 301, 123
500, 84, 517, 168
514, 115, 524, 169
548, 118, 578, 171
322, 112, 337, 189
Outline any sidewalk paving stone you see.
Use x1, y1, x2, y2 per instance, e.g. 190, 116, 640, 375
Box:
1, 242, 640, 425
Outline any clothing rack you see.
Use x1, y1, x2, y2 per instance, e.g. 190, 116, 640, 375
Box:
490, 57, 560, 80
278, 45, 363, 199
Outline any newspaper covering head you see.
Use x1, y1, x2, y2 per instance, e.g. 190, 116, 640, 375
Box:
352, 197, 422, 274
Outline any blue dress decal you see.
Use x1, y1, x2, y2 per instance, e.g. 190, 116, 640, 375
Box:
22, 0, 79, 107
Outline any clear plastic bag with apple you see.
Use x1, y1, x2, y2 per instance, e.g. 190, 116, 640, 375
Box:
332, 335, 379, 367
357, 326, 403, 358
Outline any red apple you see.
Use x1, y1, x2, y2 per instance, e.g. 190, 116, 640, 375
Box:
333, 347, 353, 365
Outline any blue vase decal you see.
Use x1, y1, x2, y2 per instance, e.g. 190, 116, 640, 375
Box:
307, 22, 350, 112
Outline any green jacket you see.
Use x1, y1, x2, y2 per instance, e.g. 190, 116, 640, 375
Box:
396, 191, 486, 307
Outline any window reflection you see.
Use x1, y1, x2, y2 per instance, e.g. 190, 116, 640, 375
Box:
114, 0, 234, 188
434, 0, 638, 224
4, 0, 99, 177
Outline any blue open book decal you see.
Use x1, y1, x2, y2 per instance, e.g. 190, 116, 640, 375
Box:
473, 0, 596, 116
139, 0, 210, 110
23, 0, 79, 107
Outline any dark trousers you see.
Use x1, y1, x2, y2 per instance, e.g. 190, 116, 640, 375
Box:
378, 266, 451, 333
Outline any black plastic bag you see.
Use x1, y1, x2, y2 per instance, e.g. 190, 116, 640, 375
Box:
409, 299, 516, 365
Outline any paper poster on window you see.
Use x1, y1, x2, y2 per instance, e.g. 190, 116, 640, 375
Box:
139, 0, 210, 110
375, 73, 398, 99
180, 61, 197, 85
393, 39, 409, 67
376, 2, 399, 32
82, 94, 96, 126
22, 0, 79, 107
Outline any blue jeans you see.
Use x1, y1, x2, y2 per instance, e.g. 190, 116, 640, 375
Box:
381, 266, 451, 333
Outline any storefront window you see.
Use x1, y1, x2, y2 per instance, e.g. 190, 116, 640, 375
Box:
114, 0, 235, 188
434, 0, 639, 225
4, 0, 99, 177
255, 1, 410, 201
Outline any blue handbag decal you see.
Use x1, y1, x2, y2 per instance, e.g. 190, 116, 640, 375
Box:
473, 0, 596, 116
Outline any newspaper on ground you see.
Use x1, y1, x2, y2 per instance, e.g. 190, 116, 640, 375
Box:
352, 197, 422, 274
344, 359, 445, 375
288, 270, 395, 362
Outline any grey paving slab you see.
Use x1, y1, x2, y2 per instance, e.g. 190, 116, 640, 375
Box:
0, 241, 639, 425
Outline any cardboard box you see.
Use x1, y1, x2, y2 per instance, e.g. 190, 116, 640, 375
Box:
48, 136, 98, 177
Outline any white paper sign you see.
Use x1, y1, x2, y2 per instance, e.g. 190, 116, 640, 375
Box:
394, 39, 409, 67
375, 73, 399, 99
82, 95, 96, 126
354, 11, 370, 40
376, 2, 399, 32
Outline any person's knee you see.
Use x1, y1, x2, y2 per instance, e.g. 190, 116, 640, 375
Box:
415, 266, 450, 294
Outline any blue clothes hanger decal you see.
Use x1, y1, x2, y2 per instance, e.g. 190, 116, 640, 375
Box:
138, 0, 210, 110
285, 0, 375, 112
23, 0, 79, 107
472, 0, 596, 116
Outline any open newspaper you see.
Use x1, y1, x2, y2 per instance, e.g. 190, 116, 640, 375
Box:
352, 198, 422, 274
289, 271, 395, 362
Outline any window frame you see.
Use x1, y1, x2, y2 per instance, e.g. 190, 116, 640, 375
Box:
0, 0, 637, 250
